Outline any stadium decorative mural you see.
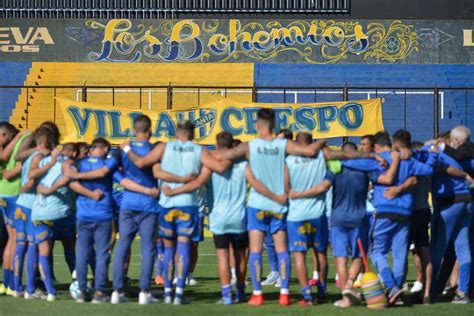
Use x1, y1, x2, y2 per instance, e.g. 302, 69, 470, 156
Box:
87, 19, 419, 63
0, 18, 472, 63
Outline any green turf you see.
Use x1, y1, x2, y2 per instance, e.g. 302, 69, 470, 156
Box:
1, 238, 474, 316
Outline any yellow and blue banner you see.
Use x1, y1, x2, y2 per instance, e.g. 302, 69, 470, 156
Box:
57, 97, 384, 144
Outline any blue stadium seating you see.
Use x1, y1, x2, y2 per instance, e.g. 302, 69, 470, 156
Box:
0, 62, 31, 122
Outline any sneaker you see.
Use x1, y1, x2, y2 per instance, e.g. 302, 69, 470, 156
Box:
334, 299, 351, 308
216, 297, 233, 305
92, 293, 109, 304
452, 292, 470, 304
308, 278, 319, 286
46, 294, 56, 302
24, 290, 47, 300
234, 291, 247, 303
248, 294, 264, 306
139, 292, 159, 305
261, 271, 279, 286
76, 292, 87, 303
188, 278, 197, 286
342, 289, 362, 305
298, 299, 314, 306
172, 277, 177, 285
423, 296, 431, 305
443, 285, 458, 296
275, 278, 281, 288
155, 275, 164, 286
6, 287, 15, 296
0, 284, 7, 295
111, 291, 128, 304
279, 293, 291, 306
173, 296, 189, 305
410, 281, 423, 293
164, 294, 173, 304
388, 286, 403, 305
13, 290, 24, 298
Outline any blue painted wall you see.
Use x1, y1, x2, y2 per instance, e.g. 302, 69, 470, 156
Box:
0, 62, 31, 122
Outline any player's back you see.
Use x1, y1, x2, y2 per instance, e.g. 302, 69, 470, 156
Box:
16, 151, 42, 209
247, 137, 287, 213
286, 151, 327, 221
159, 140, 202, 208
121, 140, 158, 212
207, 159, 247, 234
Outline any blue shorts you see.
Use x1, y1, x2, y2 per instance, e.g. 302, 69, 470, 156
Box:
247, 207, 286, 235
192, 214, 204, 243
331, 224, 369, 258
33, 213, 76, 244
14, 206, 34, 243
1, 196, 17, 227
287, 216, 328, 253
159, 206, 197, 239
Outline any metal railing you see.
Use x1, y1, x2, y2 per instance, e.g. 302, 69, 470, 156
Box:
0, 0, 350, 18
1, 84, 473, 141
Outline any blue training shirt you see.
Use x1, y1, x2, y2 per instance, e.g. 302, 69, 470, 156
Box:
75, 155, 119, 222
16, 151, 43, 209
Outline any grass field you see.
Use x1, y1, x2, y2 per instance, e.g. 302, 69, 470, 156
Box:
1, 238, 474, 316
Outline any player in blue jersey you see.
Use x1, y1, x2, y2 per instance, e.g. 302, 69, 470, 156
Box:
14, 126, 60, 300
214, 109, 382, 306
120, 120, 230, 305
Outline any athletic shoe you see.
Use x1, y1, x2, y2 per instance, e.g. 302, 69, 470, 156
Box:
91, 293, 109, 304
275, 278, 281, 288
154, 275, 164, 286
388, 286, 403, 305
248, 294, 264, 306
279, 293, 291, 306
0, 284, 7, 295
46, 294, 56, 302
298, 299, 314, 306
164, 294, 173, 304
308, 278, 319, 286
452, 292, 470, 304
13, 291, 24, 298
24, 290, 47, 300
188, 278, 197, 286
234, 291, 247, 303
173, 296, 189, 305
334, 299, 351, 308
172, 277, 177, 285
139, 292, 159, 305
422, 296, 431, 305
75, 292, 86, 303
342, 289, 362, 305
216, 297, 233, 305
111, 291, 128, 304
6, 287, 15, 296
261, 271, 279, 286
410, 281, 423, 293
442, 285, 457, 296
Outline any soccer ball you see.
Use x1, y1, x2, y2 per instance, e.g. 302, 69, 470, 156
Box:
69, 280, 93, 300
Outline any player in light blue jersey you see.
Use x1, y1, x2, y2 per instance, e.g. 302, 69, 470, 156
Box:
122, 120, 231, 305
14, 126, 59, 300
285, 131, 332, 306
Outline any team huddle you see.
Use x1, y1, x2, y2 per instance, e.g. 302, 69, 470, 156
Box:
0, 108, 473, 308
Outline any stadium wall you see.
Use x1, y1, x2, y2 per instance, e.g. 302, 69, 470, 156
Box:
0, 18, 473, 142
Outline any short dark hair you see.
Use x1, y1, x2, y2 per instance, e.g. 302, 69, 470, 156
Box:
91, 137, 110, 150
133, 115, 152, 133
216, 131, 234, 149
177, 120, 195, 140
76, 142, 89, 151
410, 141, 424, 150
361, 134, 374, 144
373, 131, 391, 147
33, 126, 56, 149
40, 121, 60, 145
295, 132, 312, 145
232, 139, 242, 147
392, 129, 411, 148
0, 122, 19, 138
277, 128, 293, 140
342, 141, 358, 151
257, 108, 275, 128
63, 142, 78, 153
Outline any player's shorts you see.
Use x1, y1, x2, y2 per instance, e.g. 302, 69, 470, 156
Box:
192, 214, 204, 243
159, 206, 197, 239
331, 223, 369, 258
287, 215, 328, 253
14, 206, 34, 243
33, 213, 76, 244
213, 232, 249, 250
409, 207, 431, 248
1, 196, 17, 227
247, 207, 287, 235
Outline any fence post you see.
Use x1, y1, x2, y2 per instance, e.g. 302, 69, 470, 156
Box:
342, 85, 349, 143
167, 85, 173, 110
252, 84, 257, 102
53, 88, 57, 123
82, 85, 87, 102
434, 87, 439, 138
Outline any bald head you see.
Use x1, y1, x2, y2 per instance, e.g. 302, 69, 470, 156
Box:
450, 125, 471, 148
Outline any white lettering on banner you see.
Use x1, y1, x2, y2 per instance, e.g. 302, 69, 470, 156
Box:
0, 27, 54, 53
463, 30, 474, 46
